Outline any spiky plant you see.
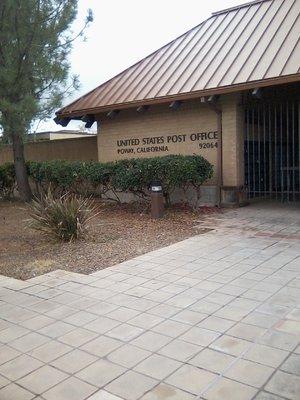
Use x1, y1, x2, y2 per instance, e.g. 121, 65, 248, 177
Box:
28, 189, 98, 241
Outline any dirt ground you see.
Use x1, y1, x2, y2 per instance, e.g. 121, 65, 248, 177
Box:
0, 200, 217, 280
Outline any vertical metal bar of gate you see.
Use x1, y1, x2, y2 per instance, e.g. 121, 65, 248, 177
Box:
258, 106, 261, 196
292, 102, 295, 202
280, 103, 283, 202
274, 105, 278, 200
298, 102, 300, 200
286, 102, 290, 201
263, 104, 267, 198
269, 104, 272, 199
252, 108, 255, 196
246, 107, 250, 198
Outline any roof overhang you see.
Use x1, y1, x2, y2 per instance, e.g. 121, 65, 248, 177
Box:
56, 73, 300, 120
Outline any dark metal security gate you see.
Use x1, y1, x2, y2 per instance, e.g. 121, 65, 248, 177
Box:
244, 97, 300, 201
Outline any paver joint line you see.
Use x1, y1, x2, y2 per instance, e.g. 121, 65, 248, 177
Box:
0, 204, 299, 400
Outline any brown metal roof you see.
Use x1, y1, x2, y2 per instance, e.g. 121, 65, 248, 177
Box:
57, 0, 300, 117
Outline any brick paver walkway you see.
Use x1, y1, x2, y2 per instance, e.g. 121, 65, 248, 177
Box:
0, 203, 299, 400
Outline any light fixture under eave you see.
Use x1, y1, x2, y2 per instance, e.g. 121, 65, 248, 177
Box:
106, 109, 120, 119
252, 88, 262, 99
200, 95, 219, 103
53, 116, 70, 127
169, 100, 182, 110
207, 95, 219, 103
82, 114, 95, 128
136, 105, 150, 113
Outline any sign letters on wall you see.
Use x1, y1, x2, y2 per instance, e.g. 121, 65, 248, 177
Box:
116, 131, 218, 155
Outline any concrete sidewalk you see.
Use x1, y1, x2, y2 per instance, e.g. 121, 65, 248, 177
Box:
0, 204, 299, 400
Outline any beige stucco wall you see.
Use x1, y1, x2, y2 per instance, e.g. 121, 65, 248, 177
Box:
0, 136, 98, 164
97, 100, 219, 184
97, 95, 245, 190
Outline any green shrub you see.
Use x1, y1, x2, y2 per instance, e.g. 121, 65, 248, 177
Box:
28, 189, 98, 241
27, 160, 85, 194
27, 160, 116, 196
2, 155, 213, 205
0, 163, 15, 199
81, 161, 116, 197
111, 158, 148, 197
111, 155, 213, 205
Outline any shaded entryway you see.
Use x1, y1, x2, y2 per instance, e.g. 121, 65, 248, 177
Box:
244, 84, 300, 202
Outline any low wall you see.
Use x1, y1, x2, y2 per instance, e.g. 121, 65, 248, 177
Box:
0, 136, 98, 164
101, 185, 218, 207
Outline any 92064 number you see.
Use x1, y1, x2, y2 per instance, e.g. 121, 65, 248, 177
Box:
199, 142, 218, 149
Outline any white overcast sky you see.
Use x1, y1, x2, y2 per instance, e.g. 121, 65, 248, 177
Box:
39, 0, 243, 132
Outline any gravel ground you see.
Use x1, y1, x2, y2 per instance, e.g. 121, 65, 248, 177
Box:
0, 200, 216, 280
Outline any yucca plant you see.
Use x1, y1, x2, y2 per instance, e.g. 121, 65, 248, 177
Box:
28, 189, 98, 241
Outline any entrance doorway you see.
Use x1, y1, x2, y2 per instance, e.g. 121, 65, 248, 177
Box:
244, 85, 300, 202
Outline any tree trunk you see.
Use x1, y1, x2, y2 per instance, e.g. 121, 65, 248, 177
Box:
11, 131, 32, 202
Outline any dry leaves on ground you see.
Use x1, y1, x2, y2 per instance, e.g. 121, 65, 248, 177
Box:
0, 200, 219, 280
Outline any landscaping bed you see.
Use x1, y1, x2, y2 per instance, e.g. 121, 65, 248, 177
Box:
0, 200, 215, 280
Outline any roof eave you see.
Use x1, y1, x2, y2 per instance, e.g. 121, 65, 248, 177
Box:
56, 73, 300, 119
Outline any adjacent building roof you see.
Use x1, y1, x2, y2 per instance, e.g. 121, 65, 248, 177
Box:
27, 130, 96, 141
57, 0, 300, 118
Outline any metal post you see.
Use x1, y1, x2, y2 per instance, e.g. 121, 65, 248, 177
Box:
150, 181, 164, 219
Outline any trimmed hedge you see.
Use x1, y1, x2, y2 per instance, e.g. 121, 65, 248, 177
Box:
110, 156, 213, 205
1, 155, 213, 205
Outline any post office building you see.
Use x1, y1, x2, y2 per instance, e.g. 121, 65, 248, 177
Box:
56, 0, 300, 206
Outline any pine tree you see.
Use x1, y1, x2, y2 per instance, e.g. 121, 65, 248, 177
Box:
0, 0, 92, 200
